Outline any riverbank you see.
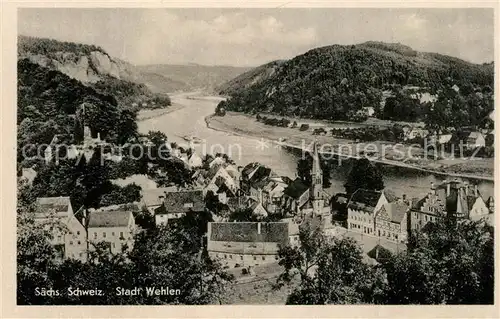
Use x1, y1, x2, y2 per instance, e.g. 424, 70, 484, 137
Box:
136, 102, 185, 121
206, 112, 494, 182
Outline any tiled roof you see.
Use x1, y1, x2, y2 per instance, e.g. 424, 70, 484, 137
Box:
141, 187, 177, 207
226, 196, 255, 212
250, 178, 270, 191
386, 202, 409, 223
157, 190, 205, 215
88, 210, 132, 228
347, 189, 381, 212
241, 162, 260, 178
209, 222, 288, 244
383, 189, 398, 203
284, 178, 309, 199
36, 196, 72, 217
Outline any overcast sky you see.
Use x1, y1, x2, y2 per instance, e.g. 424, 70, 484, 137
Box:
18, 8, 494, 67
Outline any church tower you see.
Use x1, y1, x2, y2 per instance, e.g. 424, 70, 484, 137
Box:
310, 140, 324, 215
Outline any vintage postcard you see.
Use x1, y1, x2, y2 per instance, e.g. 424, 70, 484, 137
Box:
1, 0, 498, 317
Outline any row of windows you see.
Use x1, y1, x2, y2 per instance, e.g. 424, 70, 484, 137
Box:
93, 231, 125, 239
216, 253, 278, 261
377, 229, 399, 240
352, 216, 372, 223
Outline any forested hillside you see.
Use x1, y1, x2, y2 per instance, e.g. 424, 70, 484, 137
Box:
136, 63, 252, 92
219, 42, 494, 125
18, 35, 171, 110
17, 59, 138, 163
217, 60, 285, 96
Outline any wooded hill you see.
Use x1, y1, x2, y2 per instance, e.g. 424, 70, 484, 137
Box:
218, 42, 494, 124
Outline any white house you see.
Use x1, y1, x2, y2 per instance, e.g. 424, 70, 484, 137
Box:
35, 196, 87, 262
347, 189, 397, 236
87, 210, 136, 255
188, 152, 203, 168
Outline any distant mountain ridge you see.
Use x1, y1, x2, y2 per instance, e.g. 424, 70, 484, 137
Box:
218, 41, 494, 122
136, 64, 252, 93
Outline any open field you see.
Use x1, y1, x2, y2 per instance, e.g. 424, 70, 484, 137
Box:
207, 112, 494, 180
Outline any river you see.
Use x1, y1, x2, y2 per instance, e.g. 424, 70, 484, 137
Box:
138, 93, 494, 200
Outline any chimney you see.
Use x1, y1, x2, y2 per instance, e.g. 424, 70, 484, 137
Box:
474, 184, 479, 197
430, 182, 436, 194
446, 182, 451, 197
97, 132, 101, 141
257, 222, 261, 235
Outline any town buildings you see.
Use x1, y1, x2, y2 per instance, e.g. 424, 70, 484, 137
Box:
410, 180, 493, 232
207, 222, 289, 267
140, 186, 177, 214
154, 189, 205, 226
87, 209, 136, 255
34, 196, 87, 262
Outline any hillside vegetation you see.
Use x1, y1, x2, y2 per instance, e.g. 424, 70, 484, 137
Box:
18, 35, 171, 110
219, 42, 493, 125
137, 63, 252, 92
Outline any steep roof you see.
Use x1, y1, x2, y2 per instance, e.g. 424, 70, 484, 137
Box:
35, 196, 72, 217
347, 189, 381, 212
141, 187, 177, 207
383, 189, 398, 203
284, 178, 309, 199
386, 202, 409, 224
209, 222, 288, 244
88, 210, 132, 228
158, 190, 205, 215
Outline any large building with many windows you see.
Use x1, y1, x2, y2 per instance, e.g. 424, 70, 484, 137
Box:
87, 210, 136, 255
207, 222, 289, 267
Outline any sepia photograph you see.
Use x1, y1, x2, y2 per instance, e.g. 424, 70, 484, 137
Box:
10, 4, 496, 308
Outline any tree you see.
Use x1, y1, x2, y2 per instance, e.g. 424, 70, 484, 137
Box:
384, 218, 494, 304
17, 203, 59, 305
296, 154, 332, 188
344, 158, 384, 195
276, 224, 385, 304
147, 130, 168, 147
228, 207, 255, 222
99, 183, 142, 207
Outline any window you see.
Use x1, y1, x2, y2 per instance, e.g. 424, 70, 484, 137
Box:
112, 232, 115, 236
229, 255, 233, 259
240, 256, 243, 260
224, 254, 227, 259
112, 243, 115, 248
120, 232, 124, 238
58, 236, 62, 241
425, 215, 428, 222
103, 232, 106, 238
253, 256, 256, 261
262, 256, 265, 261
69, 241, 73, 245
77, 241, 81, 245
94, 232, 97, 239
79, 252, 83, 257
76, 231, 80, 236
275, 255, 279, 260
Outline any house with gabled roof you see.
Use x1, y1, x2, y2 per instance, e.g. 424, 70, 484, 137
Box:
374, 201, 409, 242
87, 209, 135, 254
154, 189, 205, 226
409, 180, 492, 232
34, 196, 87, 262
207, 221, 289, 267
187, 152, 203, 168
140, 186, 177, 214
346, 189, 397, 236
